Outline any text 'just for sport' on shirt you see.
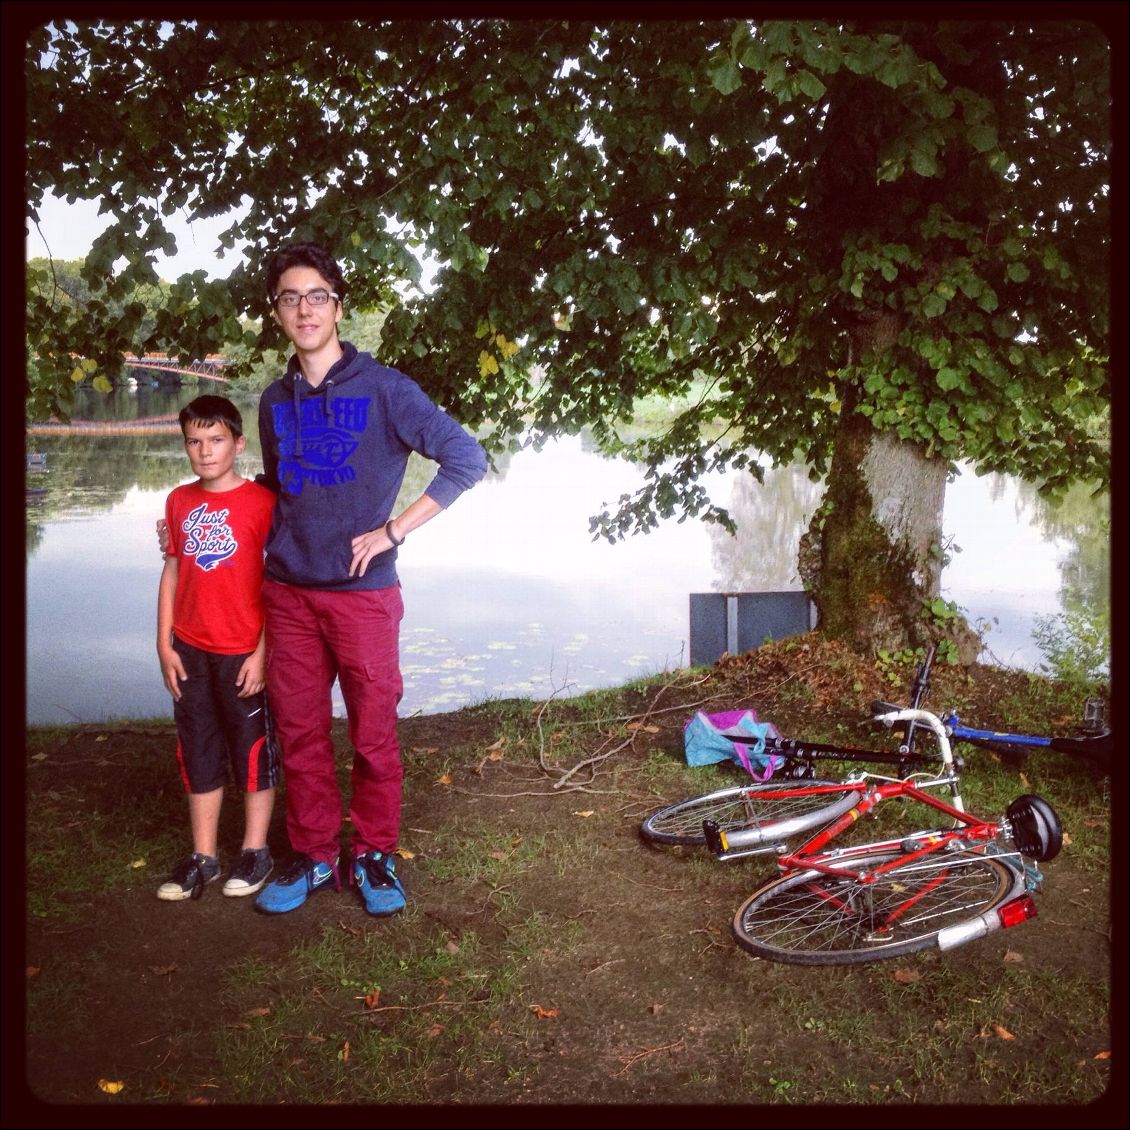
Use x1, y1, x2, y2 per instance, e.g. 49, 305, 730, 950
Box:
165, 479, 275, 655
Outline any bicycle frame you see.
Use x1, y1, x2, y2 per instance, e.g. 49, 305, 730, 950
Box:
773, 776, 997, 880
943, 712, 1112, 759
709, 707, 971, 862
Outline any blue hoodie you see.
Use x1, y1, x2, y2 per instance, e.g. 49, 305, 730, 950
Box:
258, 342, 488, 590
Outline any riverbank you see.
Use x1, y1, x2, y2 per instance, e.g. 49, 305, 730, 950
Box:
19, 638, 1114, 1116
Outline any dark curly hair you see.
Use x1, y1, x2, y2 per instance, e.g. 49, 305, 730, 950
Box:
265, 242, 347, 306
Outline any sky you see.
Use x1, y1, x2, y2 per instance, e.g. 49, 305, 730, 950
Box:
26, 191, 248, 281
26, 191, 440, 293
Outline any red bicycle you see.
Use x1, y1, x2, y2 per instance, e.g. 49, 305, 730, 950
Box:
704, 708, 1062, 965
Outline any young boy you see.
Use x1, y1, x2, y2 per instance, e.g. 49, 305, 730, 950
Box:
156, 395, 279, 901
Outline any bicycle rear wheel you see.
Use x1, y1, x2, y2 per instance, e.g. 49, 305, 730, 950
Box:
733, 850, 1017, 965
640, 780, 855, 846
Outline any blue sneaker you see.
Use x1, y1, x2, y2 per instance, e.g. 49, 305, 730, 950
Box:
353, 850, 406, 916
255, 854, 339, 914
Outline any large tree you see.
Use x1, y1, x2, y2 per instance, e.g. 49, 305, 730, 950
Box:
25, 18, 1111, 658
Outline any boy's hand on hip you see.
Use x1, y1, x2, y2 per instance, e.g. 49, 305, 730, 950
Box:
350, 526, 392, 577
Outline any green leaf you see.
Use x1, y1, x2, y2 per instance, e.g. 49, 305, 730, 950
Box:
966, 123, 998, 152
795, 70, 826, 101
707, 53, 743, 96
910, 148, 938, 177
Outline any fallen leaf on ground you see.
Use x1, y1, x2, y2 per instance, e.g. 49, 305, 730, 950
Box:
529, 1004, 559, 1019
1003, 949, 1024, 963
26, 966, 40, 978
488, 849, 508, 861
1062, 831, 1073, 846
426, 1024, 445, 1038
412, 747, 439, 755
436, 774, 452, 786
97, 1079, 124, 1094
149, 962, 177, 976
339, 1041, 351, 1062
245, 1007, 271, 1018
445, 940, 460, 954
394, 847, 415, 860
892, 968, 921, 983
364, 990, 381, 1009
572, 810, 595, 818
992, 1023, 1016, 1040
130, 859, 147, 869
1095, 1050, 1111, 1060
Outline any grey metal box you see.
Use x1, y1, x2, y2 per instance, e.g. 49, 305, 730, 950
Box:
688, 591, 814, 667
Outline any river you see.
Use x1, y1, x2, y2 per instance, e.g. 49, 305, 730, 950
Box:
24, 383, 1109, 726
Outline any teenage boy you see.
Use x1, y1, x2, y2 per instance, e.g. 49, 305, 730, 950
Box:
252, 241, 487, 917
156, 396, 278, 900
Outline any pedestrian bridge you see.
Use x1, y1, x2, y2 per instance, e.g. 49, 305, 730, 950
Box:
123, 353, 230, 381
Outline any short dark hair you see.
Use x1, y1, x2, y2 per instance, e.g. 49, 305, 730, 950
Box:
266, 241, 347, 306
179, 395, 243, 440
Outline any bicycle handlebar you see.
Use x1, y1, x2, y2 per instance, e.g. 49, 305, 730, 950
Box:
872, 707, 957, 773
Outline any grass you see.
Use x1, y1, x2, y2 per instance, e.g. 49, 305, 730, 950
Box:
22, 647, 1114, 1109
718, 956, 1110, 1105
212, 903, 587, 1104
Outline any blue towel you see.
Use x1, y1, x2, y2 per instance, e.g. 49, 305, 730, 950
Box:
683, 710, 781, 779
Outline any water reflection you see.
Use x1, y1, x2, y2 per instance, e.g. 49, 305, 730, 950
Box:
708, 463, 825, 590
25, 386, 1108, 725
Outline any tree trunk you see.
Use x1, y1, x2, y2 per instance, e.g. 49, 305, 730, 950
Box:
798, 403, 982, 664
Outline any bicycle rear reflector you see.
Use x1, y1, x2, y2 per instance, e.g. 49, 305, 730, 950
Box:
998, 895, 1038, 930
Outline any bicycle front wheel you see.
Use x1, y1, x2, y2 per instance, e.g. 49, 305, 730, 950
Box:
733, 850, 1017, 965
640, 780, 853, 846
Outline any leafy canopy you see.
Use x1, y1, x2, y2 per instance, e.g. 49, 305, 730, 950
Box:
26, 18, 1110, 532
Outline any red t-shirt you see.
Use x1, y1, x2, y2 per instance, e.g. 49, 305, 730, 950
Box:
165, 479, 275, 655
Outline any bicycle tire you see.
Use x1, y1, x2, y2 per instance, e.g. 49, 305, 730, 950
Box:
640, 780, 855, 846
732, 850, 1018, 965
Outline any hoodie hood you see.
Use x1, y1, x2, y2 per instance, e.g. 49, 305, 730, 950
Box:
283, 341, 361, 459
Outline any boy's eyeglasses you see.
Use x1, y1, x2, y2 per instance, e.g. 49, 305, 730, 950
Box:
274, 289, 339, 308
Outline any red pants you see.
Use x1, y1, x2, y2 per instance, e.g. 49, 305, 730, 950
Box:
263, 580, 404, 863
